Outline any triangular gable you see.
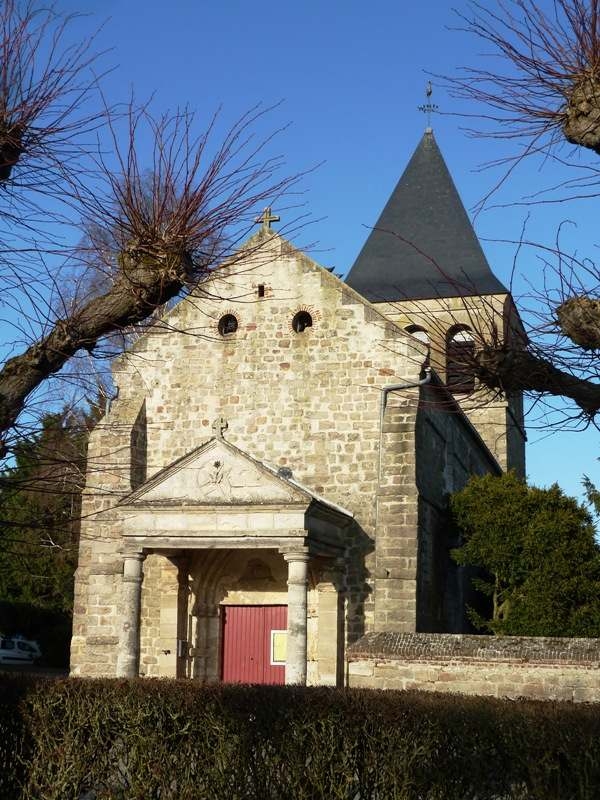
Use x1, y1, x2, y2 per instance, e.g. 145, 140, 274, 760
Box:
121, 438, 313, 507
110, 225, 429, 370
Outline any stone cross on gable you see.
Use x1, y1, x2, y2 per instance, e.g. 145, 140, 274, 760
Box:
212, 416, 228, 438
255, 206, 280, 232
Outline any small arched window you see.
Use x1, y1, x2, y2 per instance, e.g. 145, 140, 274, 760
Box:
218, 314, 238, 336
292, 311, 313, 333
404, 324, 429, 344
446, 326, 475, 393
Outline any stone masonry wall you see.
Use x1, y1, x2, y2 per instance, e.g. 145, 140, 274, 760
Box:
347, 633, 600, 702
415, 380, 501, 633
373, 393, 420, 632
71, 406, 145, 674
72, 232, 431, 675
378, 294, 526, 476
71, 230, 517, 679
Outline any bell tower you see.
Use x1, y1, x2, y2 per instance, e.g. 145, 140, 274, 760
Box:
346, 127, 525, 474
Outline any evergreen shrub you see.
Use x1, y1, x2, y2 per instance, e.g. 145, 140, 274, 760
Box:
1, 676, 599, 799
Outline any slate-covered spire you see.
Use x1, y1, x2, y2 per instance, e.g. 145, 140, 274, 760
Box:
345, 129, 508, 302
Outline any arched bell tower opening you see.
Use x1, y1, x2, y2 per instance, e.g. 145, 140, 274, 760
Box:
446, 325, 475, 395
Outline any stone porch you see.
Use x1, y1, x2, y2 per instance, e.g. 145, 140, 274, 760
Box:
113, 438, 353, 685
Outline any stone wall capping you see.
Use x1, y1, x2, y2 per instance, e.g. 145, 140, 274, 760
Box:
347, 632, 600, 666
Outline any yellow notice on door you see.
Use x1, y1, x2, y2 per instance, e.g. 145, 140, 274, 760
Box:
271, 630, 287, 664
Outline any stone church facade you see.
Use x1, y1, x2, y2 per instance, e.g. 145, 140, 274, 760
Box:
70, 130, 528, 687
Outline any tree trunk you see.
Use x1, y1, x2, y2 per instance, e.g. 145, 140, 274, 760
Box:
0, 252, 191, 449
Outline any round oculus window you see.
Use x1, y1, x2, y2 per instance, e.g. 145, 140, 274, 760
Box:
218, 314, 238, 336
292, 311, 313, 333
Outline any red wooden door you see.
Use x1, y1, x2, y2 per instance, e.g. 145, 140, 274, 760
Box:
221, 605, 287, 684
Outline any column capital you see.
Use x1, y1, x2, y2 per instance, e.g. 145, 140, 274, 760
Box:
120, 549, 146, 562
122, 551, 145, 583
192, 602, 219, 618
280, 546, 310, 563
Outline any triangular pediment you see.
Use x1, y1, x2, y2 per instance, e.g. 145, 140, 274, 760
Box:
122, 439, 312, 507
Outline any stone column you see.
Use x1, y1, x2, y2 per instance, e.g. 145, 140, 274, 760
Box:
116, 552, 145, 678
283, 549, 310, 685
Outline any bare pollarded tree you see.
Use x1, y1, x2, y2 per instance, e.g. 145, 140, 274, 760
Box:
0, 0, 110, 218
448, 0, 600, 155
436, 0, 600, 427
0, 1, 303, 455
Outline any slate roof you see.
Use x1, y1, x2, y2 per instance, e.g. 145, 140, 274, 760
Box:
345, 129, 508, 301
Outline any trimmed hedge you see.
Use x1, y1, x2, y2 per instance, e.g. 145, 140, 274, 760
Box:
1, 676, 599, 799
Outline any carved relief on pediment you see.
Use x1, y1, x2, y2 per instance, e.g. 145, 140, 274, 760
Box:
197, 458, 273, 502
132, 440, 302, 505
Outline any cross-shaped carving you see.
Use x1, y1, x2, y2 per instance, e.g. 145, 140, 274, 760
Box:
255, 206, 280, 231
211, 416, 228, 438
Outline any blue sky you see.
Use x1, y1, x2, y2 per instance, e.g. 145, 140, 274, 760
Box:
52, 0, 599, 502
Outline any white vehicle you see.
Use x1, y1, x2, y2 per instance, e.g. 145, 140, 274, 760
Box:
0, 635, 42, 665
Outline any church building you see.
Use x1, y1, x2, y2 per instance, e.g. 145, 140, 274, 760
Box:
70, 128, 525, 686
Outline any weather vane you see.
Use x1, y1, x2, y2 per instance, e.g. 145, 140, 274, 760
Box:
418, 81, 439, 130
